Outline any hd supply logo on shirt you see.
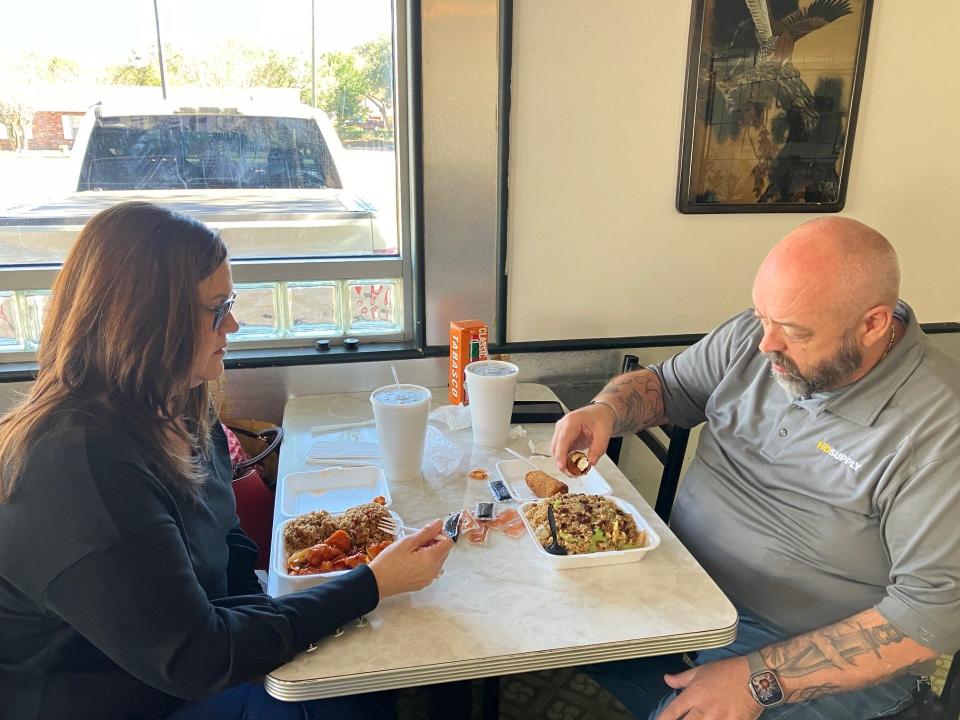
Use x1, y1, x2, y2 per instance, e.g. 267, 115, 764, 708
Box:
817, 440, 863, 471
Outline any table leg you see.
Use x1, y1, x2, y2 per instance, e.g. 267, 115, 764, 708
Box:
429, 680, 474, 720
482, 676, 500, 720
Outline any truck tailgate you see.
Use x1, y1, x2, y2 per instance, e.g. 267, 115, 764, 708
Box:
0, 190, 383, 263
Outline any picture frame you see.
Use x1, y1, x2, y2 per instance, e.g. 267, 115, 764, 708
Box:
676, 0, 874, 213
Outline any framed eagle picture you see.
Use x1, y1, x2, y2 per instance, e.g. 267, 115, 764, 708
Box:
676, 0, 873, 213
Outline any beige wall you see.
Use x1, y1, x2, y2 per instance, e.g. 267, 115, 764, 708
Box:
506, 0, 960, 341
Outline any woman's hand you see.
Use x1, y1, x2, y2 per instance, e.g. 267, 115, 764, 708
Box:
368, 519, 453, 599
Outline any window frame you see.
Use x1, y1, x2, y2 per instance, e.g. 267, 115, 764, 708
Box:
0, 0, 416, 364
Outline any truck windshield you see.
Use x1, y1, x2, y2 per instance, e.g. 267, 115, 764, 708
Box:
77, 114, 343, 191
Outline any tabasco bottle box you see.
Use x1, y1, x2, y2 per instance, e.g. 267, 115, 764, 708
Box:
448, 320, 489, 406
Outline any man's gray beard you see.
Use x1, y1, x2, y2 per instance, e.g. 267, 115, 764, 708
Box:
771, 371, 815, 398
765, 331, 863, 398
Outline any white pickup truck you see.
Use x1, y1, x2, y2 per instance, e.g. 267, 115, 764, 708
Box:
0, 100, 389, 263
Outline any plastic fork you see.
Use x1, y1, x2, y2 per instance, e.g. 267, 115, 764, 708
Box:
376, 517, 419, 535
544, 505, 567, 556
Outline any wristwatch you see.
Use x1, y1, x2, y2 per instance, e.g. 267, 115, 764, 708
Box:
747, 651, 785, 708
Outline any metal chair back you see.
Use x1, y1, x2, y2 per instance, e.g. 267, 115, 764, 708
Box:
606, 354, 690, 523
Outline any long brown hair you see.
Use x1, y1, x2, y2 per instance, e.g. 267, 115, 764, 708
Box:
0, 201, 228, 501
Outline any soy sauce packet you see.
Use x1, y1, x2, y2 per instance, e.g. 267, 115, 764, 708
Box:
488, 479, 512, 502
475, 501, 496, 520
443, 510, 462, 542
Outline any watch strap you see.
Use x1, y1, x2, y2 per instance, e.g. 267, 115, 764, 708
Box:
747, 650, 767, 675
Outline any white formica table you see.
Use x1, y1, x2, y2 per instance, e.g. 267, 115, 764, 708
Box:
265, 384, 737, 701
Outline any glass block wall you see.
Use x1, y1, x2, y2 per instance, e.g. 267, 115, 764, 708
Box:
0, 279, 403, 352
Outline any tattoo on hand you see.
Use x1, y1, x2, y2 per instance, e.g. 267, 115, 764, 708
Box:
763, 622, 907, 678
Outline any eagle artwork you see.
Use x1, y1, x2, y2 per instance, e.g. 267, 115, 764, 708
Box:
691, 0, 864, 206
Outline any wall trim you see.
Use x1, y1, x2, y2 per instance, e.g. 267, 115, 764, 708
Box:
2, 323, 957, 382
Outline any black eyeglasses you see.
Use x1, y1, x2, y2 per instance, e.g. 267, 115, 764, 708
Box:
201, 292, 236, 331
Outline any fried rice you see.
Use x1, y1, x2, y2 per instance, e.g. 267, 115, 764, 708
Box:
283, 510, 339, 554
284, 501, 393, 555
336, 502, 393, 546
523, 493, 646, 555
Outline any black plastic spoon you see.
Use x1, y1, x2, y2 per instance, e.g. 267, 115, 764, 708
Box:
545, 505, 567, 556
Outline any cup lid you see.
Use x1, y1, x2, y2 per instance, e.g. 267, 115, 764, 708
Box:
464, 360, 519, 377
370, 384, 431, 405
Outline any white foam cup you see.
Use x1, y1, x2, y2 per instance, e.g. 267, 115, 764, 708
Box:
464, 360, 520, 447
370, 384, 432, 482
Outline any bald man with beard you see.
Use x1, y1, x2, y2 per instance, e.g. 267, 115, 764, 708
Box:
552, 218, 960, 720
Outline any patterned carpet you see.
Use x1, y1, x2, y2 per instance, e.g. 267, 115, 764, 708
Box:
499, 667, 634, 720
396, 666, 634, 720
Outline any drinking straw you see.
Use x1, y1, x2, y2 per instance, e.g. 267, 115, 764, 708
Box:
391, 365, 401, 387
310, 418, 374, 434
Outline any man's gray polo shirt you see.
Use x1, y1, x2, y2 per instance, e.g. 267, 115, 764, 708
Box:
652, 301, 960, 655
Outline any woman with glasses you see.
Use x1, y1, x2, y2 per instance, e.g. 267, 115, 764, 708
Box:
0, 201, 452, 720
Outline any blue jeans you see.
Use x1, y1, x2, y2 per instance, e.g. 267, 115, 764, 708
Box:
585, 611, 916, 720
166, 682, 397, 720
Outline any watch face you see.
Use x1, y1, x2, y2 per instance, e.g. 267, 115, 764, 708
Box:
750, 670, 784, 706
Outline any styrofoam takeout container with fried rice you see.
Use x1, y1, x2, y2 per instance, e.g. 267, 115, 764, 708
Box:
518, 495, 660, 569
272, 510, 404, 591
273, 465, 402, 591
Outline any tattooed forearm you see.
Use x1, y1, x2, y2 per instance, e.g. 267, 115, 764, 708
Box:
594, 369, 667, 435
756, 609, 938, 706
762, 620, 907, 677
789, 684, 843, 703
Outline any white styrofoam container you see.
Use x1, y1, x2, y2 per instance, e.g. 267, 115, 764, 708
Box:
272, 510, 404, 591
518, 496, 660, 569
279, 466, 391, 517
497, 456, 612, 502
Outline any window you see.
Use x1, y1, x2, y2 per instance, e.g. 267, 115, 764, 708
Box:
0, 0, 411, 359
77, 113, 343, 191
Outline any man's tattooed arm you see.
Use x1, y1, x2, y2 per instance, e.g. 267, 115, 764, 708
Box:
593, 369, 669, 436
758, 609, 937, 704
